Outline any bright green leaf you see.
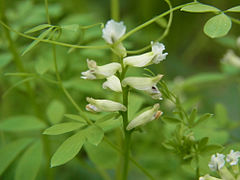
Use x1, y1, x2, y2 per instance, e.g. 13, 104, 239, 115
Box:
22, 28, 52, 56
0, 115, 46, 132
97, 118, 121, 132
51, 132, 85, 167
181, 3, 219, 13
0, 138, 33, 175
47, 100, 66, 124
15, 141, 43, 180
84, 125, 104, 146
200, 144, 223, 155
204, 13, 232, 38
25, 24, 52, 34
43, 122, 86, 135
226, 5, 240, 12
189, 108, 197, 126
64, 114, 86, 123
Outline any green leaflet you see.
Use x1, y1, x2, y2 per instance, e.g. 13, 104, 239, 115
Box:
43, 122, 86, 135
181, 3, 219, 13
47, 99, 66, 124
204, 13, 232, 38
226, 5, 240, 12
64, 114, 86, 123
0, 138, 33, 175
22, 27, 53, 56
0, 115, 46, 132
84, 125, 104, 146
51, 131, 86, 167
25, 24, 52, 34
15, 141, 43, 180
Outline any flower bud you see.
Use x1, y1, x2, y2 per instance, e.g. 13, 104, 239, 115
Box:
86, 97, 126, 112
221, 50, 240, 68
123, 41, 168, 67
122, 74, 163, 100
102, 75, 122, 92
126, 104, 162, 130
81, 59, 121, 80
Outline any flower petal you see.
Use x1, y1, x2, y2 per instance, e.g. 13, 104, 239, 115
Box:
102, 75, 122, 92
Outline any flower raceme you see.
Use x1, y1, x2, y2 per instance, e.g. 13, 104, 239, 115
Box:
126, 103, 162, 130
81, 59, 121, 80
122, 74, 163, 100
226, 150, 240, 166
208, 153, 225, 171
86, 97, 126, 112
123, 41, 168, 67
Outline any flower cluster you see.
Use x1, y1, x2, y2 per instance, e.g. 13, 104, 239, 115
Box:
81, 19, 167, 130
199, 150, 240, 180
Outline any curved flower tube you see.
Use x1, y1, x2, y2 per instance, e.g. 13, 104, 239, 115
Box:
81, 59, 121, 80
126, 103, 162, 130
123, 41, 168, 67
86, 97, 126, 112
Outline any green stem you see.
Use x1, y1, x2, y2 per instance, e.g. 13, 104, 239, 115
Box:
0, 20, 109, 50
195, 154, 200, 179
111, 0, 119, 21
117, 1, 197, 43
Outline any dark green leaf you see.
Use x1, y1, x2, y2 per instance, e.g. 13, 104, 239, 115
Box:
15, 141, 43, 180
51, 132, 86, 167
181, 3, 219, 13
200, 144, 223, 155
84, 125, 104, 146
25, 24, 52, 34
198, 137, 209, 149
204, 13, 232, 38
0, 138, 33, 175
43, 122, 86, 135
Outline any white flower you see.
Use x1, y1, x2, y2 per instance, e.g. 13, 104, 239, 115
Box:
221, 50, 240, 68
86, 97, 126, 112
102, 19, 126, 44
123, 41, 168, 67
226, 150, 240, 166
122, 74, 163, 100
81, 59, 121, 79
199, 174, 222, 180
102, 75, 122, 92
208, 153, 225, 171
237, 37, 240, 49
126, 104, 162, 130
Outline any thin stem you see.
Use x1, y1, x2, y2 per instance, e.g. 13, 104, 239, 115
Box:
127, 0, 173, 54
195, 154, 200, 179
116, 1, 197, 43
104, 137, 156, 180
0, 21, 109, 50
111, 0, 119, 21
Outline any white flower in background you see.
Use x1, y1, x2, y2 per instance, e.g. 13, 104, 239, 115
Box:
199, 174, 222, 180
122, 74, 163, 100
123, 41, 168, 67
102, 75, 122, 92
208, 153, 225, 171
86, 97, 126, 112
102, 19, 126, 44
221, 50, 240, 68
126, 103, 162, 130
237, 37, 240, 49
226, 150, 240, 166
81, 59, 121, 79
